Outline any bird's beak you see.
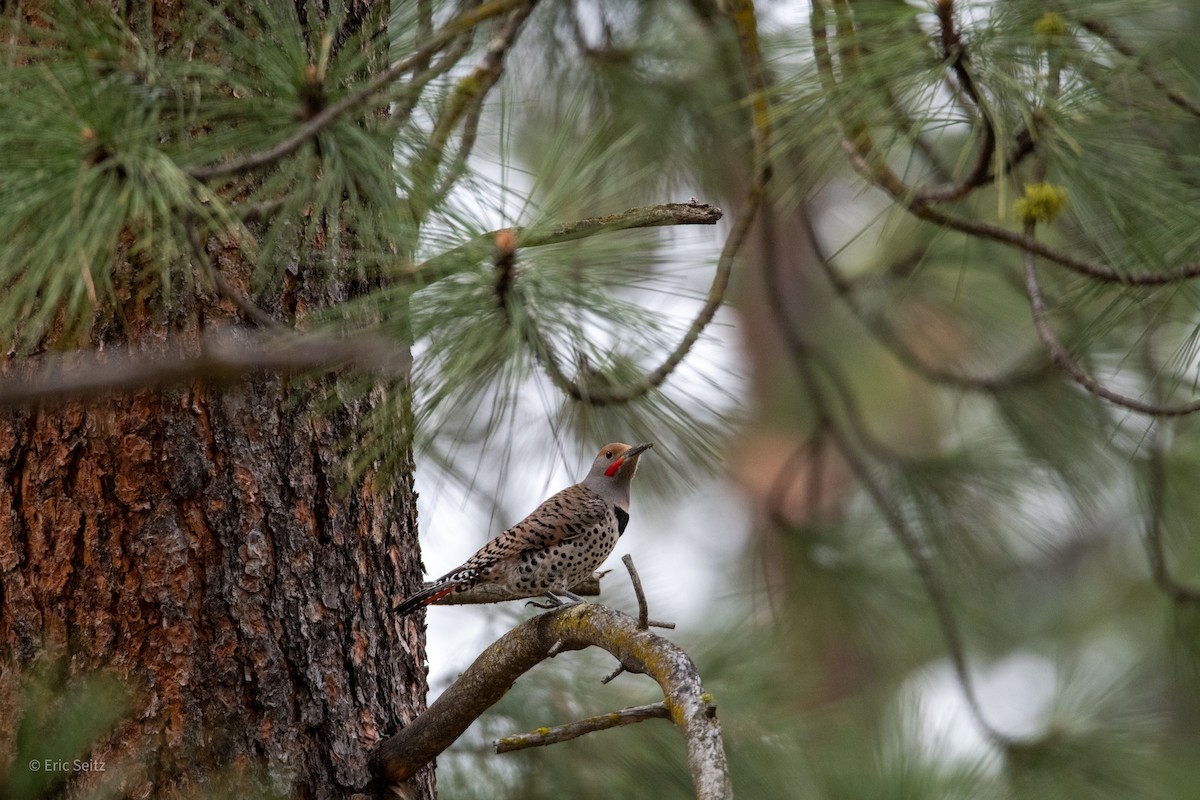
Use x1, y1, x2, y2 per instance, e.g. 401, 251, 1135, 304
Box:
625, 442, 653, 459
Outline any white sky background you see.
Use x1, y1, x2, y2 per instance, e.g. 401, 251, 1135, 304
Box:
411, 158, 754, 684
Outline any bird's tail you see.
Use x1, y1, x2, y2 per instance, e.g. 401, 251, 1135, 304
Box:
395, 580, 458, 616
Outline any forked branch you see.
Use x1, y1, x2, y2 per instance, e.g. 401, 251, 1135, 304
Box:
367, 604, 731, 800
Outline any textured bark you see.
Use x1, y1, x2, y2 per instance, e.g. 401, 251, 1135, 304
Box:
0, 3, 431, 799
0, 375, 429, 798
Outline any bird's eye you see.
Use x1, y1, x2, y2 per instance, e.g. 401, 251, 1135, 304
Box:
605, 450, 613, 459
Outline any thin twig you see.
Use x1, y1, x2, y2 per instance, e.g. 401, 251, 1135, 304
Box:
1022, 243, 1200, 417
429, 3, 535, 204
391, 22, 475, 126
604, 554, 675, 683
912, 0, 997, 204
407, 1, 539, 224
622, 554, 675, 630
494, 702, 674, 753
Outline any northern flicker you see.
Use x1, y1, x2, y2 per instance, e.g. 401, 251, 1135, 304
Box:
396, 442, 653, 615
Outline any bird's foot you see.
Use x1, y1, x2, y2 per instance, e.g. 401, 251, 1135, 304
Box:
558, 589, 586, 604
525, 590, 587, 610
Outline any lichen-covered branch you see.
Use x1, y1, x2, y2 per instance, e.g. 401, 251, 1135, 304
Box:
368, 604, 731, 800
494, 700, 678, 753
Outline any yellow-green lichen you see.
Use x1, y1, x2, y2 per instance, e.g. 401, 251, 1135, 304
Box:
700, 692, 715, 705
1014, 182, 1068, 223
535, 727, 550, 737
1033, 12, 1067, 40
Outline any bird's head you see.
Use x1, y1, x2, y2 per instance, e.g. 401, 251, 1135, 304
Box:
581, 442, 653, 503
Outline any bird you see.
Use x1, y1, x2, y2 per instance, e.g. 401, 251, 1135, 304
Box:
396, 442, 653, 615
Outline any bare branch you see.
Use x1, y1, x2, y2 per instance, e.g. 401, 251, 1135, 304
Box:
368, 604, 731, 800
604, 555, 676, 685
495, 701, 680, 753
622, 554, 675, 630
0, 332, 410, 408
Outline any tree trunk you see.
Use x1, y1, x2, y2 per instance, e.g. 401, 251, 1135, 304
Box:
0, 3, 431, 798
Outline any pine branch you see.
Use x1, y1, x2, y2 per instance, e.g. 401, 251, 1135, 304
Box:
760, 196, 1014, 750
1022, 223, 1200, 417
368, 603, 731, 800
409, 1, 538, 223
517, 195, 747, 406
915, 0, 998, 204
811, 1, 1200, 287
410, 201, 724, 281
510, 0, 772, 407
800, 204, 1053, 392
1142, 418, 1200, 607
186, 0, 531, 181
1080, 16, 1200, 119
390, 24, 475, 127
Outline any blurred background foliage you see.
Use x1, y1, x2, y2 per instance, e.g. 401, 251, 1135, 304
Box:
424, 1, 1200, 798
4, 0, 1200, 797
